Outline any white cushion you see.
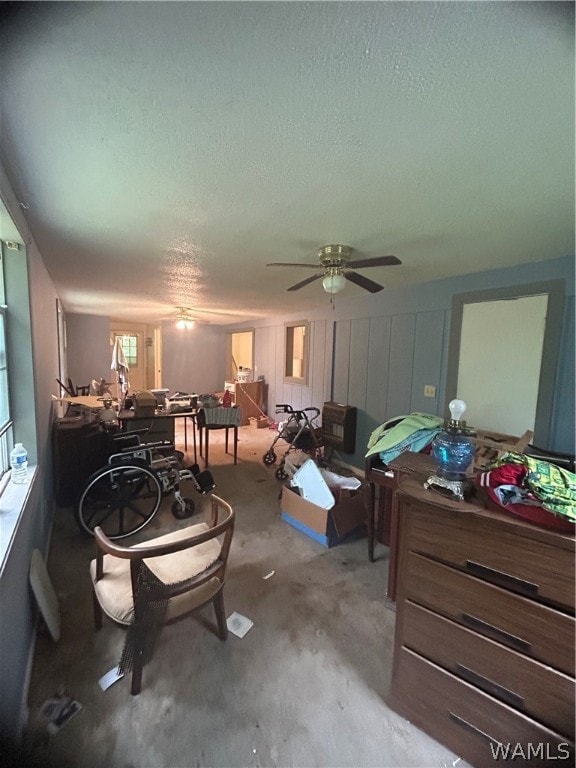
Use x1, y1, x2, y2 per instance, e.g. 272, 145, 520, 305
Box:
90, 523, 222, 625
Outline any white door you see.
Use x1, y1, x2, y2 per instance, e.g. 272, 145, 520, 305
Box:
110, 329, 145, 393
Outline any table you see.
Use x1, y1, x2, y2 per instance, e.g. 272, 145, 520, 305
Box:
365, 451, 435, 601
196, 406, 242, 467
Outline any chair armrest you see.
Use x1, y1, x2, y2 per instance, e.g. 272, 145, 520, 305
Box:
93, 495, 234, 560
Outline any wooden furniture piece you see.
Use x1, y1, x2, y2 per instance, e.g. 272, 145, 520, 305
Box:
389, 477, 575, 767
365, 429, 535, 601
365, 452, 435, 600
52, 418, 110, 506
90, 495, 235, 695
230, 381, 265, 426
196, 406, 241, 467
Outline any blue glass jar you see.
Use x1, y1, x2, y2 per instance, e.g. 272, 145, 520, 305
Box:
431, 429, 475, 480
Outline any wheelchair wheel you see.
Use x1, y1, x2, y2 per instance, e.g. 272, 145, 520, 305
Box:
263, 450, 276, 466
75, 461, 162, 540
171, 497, 195, 519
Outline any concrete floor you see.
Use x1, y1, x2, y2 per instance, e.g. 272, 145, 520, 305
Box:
22, 423, 468, 768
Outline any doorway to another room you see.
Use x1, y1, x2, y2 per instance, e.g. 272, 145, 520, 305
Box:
227, 330, 254, 382
110, 322, 159, 394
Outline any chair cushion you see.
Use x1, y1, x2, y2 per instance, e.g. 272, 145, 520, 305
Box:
90, 523, 222, 625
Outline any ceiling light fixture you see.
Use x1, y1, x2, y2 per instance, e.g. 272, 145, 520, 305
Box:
322, 271, 346, 294
175, 308, 195, 330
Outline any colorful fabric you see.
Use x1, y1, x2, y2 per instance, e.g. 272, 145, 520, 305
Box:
487, 451, 576, 522
365, 412, 444, 463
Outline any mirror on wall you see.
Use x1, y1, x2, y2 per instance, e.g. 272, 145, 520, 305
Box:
445, 280, 564, 447
284, 321, 309, 384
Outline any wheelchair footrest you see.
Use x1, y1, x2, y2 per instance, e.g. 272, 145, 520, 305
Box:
195, 470, 216, 495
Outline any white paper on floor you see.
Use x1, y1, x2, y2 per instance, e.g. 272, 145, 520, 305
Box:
227, 611, 254, 638
98, 666, 124, 691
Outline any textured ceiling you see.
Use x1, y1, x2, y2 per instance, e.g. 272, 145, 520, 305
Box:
0, 2, 574, 325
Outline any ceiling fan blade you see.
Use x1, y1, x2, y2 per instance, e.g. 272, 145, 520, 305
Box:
344, 272, 385, 293
346, 255, 402, 268
287, 274, 323, 291
267, 262, 321, 269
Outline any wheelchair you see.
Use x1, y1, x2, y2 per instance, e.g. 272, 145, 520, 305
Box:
74, 431, 215, 540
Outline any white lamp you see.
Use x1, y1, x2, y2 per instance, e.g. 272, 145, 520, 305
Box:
322, 272, 346, 294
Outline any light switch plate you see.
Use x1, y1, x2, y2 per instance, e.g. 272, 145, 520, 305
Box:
424, 385, 436, 398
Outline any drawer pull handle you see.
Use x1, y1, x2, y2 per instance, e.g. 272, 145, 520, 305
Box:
449, 712, 498, 745
455, 664, 525, 709
465, 560, 539, 596
461, 613, 531, 653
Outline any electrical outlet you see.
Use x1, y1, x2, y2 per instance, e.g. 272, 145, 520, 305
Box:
424, 385, 436, 398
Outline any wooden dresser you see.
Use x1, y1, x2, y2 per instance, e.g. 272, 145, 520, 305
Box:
229, 381, 266, 426
390, 477, 575, 767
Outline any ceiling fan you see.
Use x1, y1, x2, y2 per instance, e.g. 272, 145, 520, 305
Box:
175, 307, 196, 329
267, 244, 402, 294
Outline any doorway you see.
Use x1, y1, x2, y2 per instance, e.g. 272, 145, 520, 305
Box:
227, 330, 254, 381
110, 323, 149, 392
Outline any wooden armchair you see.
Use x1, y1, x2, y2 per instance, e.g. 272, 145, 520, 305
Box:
89, 494, 235, 694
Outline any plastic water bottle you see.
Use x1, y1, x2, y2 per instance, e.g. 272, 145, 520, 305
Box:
10, 443, 28, 484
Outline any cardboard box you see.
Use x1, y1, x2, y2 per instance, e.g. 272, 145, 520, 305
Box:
249, 416, 269, 429
281, 484, 366, 548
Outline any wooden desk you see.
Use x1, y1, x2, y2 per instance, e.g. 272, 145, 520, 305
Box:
365, 451, 435, 601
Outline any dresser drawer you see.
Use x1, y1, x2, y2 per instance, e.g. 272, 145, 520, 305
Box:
401, 600, 575, 739
404, 552, 575, 675
390, 648, 574, 768
404, 500, 575, 610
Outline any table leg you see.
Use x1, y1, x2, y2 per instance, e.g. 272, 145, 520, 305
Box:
368, 482, 376, 562
233, 426, 238, 464
225, 427, 229, 455
190, 416, 197, 465
387, 492, 400, 602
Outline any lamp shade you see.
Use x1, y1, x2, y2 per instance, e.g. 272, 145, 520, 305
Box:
322, 273, 346, 294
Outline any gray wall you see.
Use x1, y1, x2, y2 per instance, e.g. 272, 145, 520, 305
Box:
161, 322, 226, 396
0, 167, 60, 742
65, 314, 111, 392
239, 254, 575, 467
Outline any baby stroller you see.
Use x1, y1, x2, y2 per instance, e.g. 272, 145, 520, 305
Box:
263, 404, 323, 480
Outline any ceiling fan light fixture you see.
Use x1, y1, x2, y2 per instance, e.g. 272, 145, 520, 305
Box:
176, 309, 195, 330
322, 272, 346, 294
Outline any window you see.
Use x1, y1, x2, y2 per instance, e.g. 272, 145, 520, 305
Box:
114, 333, 138, 367
0, 249, 13, 480
284, 321, 309, 384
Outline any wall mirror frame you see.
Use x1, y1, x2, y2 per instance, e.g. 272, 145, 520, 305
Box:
284, 320, 309, 385
445, 279, 565, 448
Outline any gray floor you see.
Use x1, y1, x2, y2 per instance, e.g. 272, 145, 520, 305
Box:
24, 424, 467, 768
